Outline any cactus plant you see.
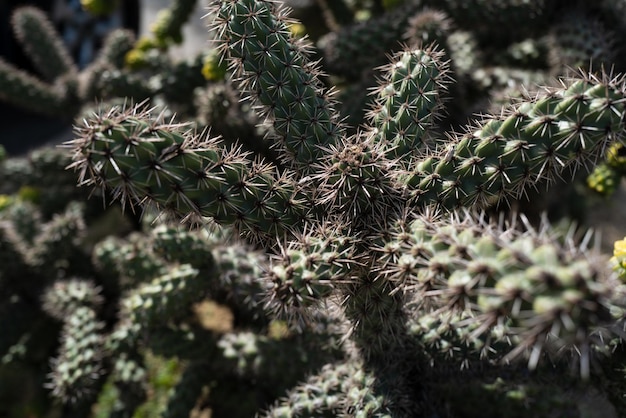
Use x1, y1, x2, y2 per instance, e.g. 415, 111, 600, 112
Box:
7, 0, 626, 417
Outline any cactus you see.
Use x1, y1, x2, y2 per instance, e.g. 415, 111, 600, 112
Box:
8, 0, 626, 416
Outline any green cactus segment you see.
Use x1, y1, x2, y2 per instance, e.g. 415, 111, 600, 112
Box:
0, 60, 73, 116
122, 264, 209, 326
426, 0, 553, 45
211, 0, 343, 172
314, 137, 399, 227
100, 30, 137, 69
106, 354, 148, 418
404, 9, 452, 49
406, 309, 491, 367
42, 279, 103, 321
69, 106, 308, 243
49, 306, 105, 403
28, 202, 86, 272
212, 242, 267, 315
370, 47, 449, 161
93, 233, 167, 290
0, 199, 42, 244
378, 214, 625, 376
82, 29, 137, 100
263, 361, 393, 418
266, 228, 353, 317
403, 72, 626, 210
318, 1, 425, 80
151, 0, 198, 45
341, 273, 406, 358
548, 10, 616, 72
80, 0, 120, 16
161, 361, 211, 418
11, 7, 77, 81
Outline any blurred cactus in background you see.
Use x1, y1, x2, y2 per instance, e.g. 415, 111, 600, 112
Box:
4, 0, 626, 417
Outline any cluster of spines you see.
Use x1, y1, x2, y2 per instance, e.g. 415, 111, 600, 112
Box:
68, 105, 310, 244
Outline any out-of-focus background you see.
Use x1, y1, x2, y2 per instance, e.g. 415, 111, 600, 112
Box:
0, 0, 207, 155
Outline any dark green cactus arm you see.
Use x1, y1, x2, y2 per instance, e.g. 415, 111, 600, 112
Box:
0, 60, 74, 117
0, 199, 43, 244
424, 0, 554, 46
0, 221, 30, 294
67, 105, 310, 244
403, 71, 626, 211
161, 361, 211, 418
41, 279, 103, 321
210, 0, 344, 173
92, 233, 168, 290
369, 46, 449, 161
121, 264, 207, 326
547, 9, 617, 73
265, 222, 354, 320
27, 202, 86, 274
10, 6, 77, 81
263, 360, 394, 417
81, 29, 137, 100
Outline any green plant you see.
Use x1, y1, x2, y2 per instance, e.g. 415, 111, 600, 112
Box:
7, 0, 626, 417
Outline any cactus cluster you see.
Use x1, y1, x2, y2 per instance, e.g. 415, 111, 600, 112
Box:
4, 0, 626, 417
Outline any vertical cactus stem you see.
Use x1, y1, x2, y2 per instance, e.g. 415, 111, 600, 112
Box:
313, 134, 401, 231
402, 70, 626, 211
209, 0, 344, 174
369, 45, 450, 163
11, 6, 78, 81
66, 104, 309, 244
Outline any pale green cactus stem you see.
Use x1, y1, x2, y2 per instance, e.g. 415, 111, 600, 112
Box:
402, 72, 626, 210
210, 0, 344, 173
11, 6, 77, 81
369, 46, 450, 162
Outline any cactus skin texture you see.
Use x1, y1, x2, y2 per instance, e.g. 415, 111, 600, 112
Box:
7, 0, 626, 417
